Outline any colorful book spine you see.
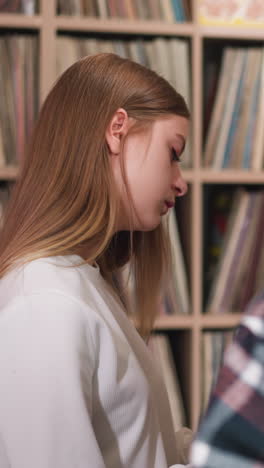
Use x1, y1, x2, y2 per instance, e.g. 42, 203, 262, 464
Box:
198, 0, 264, 26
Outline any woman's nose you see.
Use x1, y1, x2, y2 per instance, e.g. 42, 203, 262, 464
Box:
172, 171, 188, 197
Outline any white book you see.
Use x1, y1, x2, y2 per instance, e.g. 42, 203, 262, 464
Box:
168, 38, 191, 168
169, 39, 190, 107
97, 0, 108, 17
22, 0, 36, 15
159, 0, 175, 22
202, 333, 213, 411
84, 38, 100, 55
144, 40, 157, 71
152, 37, 172, 84
112, 40, 128, 59
56, 37, 79, 76
127, 40, 142, 64
72, 0, 82, 15
167, 209, 189, 315
97, 40, 115, 54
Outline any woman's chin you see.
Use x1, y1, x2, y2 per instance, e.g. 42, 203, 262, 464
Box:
118, 211, 162, 232
136, 215, 162, 232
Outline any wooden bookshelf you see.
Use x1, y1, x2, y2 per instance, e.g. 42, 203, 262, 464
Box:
0, 0, 263, 432
0, 166, 19, 180
56, 16, 195, 35
0, 13, 42, 28
200, 170, 264, 183
200, 25, 264, 40
154, 315, 194, 330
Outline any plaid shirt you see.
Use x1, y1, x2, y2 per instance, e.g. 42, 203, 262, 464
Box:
190, 293, 264, 468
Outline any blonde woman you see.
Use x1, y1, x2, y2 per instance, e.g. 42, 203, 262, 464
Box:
0, 53, 191, 467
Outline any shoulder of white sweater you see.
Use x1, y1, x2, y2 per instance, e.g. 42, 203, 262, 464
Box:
0, 255, 102, 311
0, 257, 128, 358
0, 256, 111, 351
0, 289, 97, 370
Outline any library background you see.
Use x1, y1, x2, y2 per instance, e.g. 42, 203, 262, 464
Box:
0, 0, 263, 431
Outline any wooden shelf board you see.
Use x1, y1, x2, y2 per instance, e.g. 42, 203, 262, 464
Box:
56, 17, 194, 36
0, 166, 19, 180
154, 313, 242, 330
200, 26, 264, 40
201, 314, 242, 328
0, 14, 42, 29
154, 315, 193, 329
200, 170, 264, 184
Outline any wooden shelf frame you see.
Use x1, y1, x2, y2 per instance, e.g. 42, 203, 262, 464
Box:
154, 313, 241, 330
56, 16, 195, 35
0, 0, 263, 430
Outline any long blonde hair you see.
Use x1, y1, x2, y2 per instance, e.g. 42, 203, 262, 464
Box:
0, 53, 189, 336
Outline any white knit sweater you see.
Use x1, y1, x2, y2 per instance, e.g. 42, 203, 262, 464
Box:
0, 255, 188, 467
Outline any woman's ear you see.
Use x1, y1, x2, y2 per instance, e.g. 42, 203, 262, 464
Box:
105, 108, 130, 155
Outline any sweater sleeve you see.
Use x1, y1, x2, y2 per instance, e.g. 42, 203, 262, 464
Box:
0, 292, 107, 468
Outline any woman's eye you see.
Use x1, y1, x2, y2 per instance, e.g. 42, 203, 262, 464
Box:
171, 148, 181, 163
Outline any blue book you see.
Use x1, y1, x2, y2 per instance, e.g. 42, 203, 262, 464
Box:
171, 0, 185, 22
222, 51, 247, 168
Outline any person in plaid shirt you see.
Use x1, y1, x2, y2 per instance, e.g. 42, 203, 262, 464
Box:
190, 292, 264, 467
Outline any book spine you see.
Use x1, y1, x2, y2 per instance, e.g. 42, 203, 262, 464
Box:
252, 50, 264, 170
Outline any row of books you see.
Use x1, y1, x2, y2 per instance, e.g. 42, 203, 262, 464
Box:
57, 0, 191, 22
163, 186, 264, 316
148, 333, 186, 431
204, 46, 264, 170
0, 33, 191, 167
202, 329, 234, 411
0, 0, 36, 14
0, 35, 38, 167
206, 188, 264, 314
5, 35, 264, 174
199, 0, 264, 26
56, 35, 192, 168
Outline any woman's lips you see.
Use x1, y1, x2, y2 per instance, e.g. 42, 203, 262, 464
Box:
161, 200, 175, 215
165, 200, 175, 208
